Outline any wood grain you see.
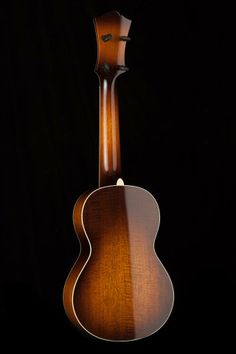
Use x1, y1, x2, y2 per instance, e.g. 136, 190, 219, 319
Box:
63, 11, 174, 342
94, 11, 131, 187
63, 185, 174, 341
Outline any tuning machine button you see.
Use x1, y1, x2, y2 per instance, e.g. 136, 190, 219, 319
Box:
102, 33, 112, 42
117, 65, 129, 72
120, 36, 131, 42
101, 62, 110, 73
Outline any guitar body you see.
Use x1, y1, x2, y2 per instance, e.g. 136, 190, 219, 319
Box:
63, 185, 174, 341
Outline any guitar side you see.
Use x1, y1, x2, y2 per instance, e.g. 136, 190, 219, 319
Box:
63, 192, 91, 329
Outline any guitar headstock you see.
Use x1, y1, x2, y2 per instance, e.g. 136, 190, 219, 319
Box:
94, 11, 132, 78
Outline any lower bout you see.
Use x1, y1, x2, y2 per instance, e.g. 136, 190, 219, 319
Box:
63, 254, 89, 328
72, 265, 174, 341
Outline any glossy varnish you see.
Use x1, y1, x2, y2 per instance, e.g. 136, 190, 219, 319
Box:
64, 185, 174, 341
63, 11, 174, 341
94, 11, 131, 186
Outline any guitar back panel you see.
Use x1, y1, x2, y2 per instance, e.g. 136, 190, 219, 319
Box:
72, 185, 174, 341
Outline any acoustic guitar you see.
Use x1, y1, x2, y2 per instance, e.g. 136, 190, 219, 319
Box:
63, 10, 174, 342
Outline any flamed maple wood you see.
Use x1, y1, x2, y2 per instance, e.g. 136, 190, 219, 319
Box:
63, 186, 174, 341
63, 11, 174, 341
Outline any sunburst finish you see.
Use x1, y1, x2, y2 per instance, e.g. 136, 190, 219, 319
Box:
63, 11, 174, 341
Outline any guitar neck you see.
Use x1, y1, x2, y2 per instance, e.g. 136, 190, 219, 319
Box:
99, 76, 121, 187
94, 11, 131, 187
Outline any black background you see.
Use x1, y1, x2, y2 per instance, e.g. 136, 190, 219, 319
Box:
1, 0, 235, 351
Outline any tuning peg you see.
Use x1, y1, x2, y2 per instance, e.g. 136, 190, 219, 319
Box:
120, 36, 131, 42
101, 62, 110, 73
102, 33, 112, 42
117, 65, 129, 72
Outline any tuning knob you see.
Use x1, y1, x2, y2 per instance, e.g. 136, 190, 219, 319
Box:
117, 65, 129, 72
101, 62, 110, 73
120, 36, 131, 41
102, 33, 112, 42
